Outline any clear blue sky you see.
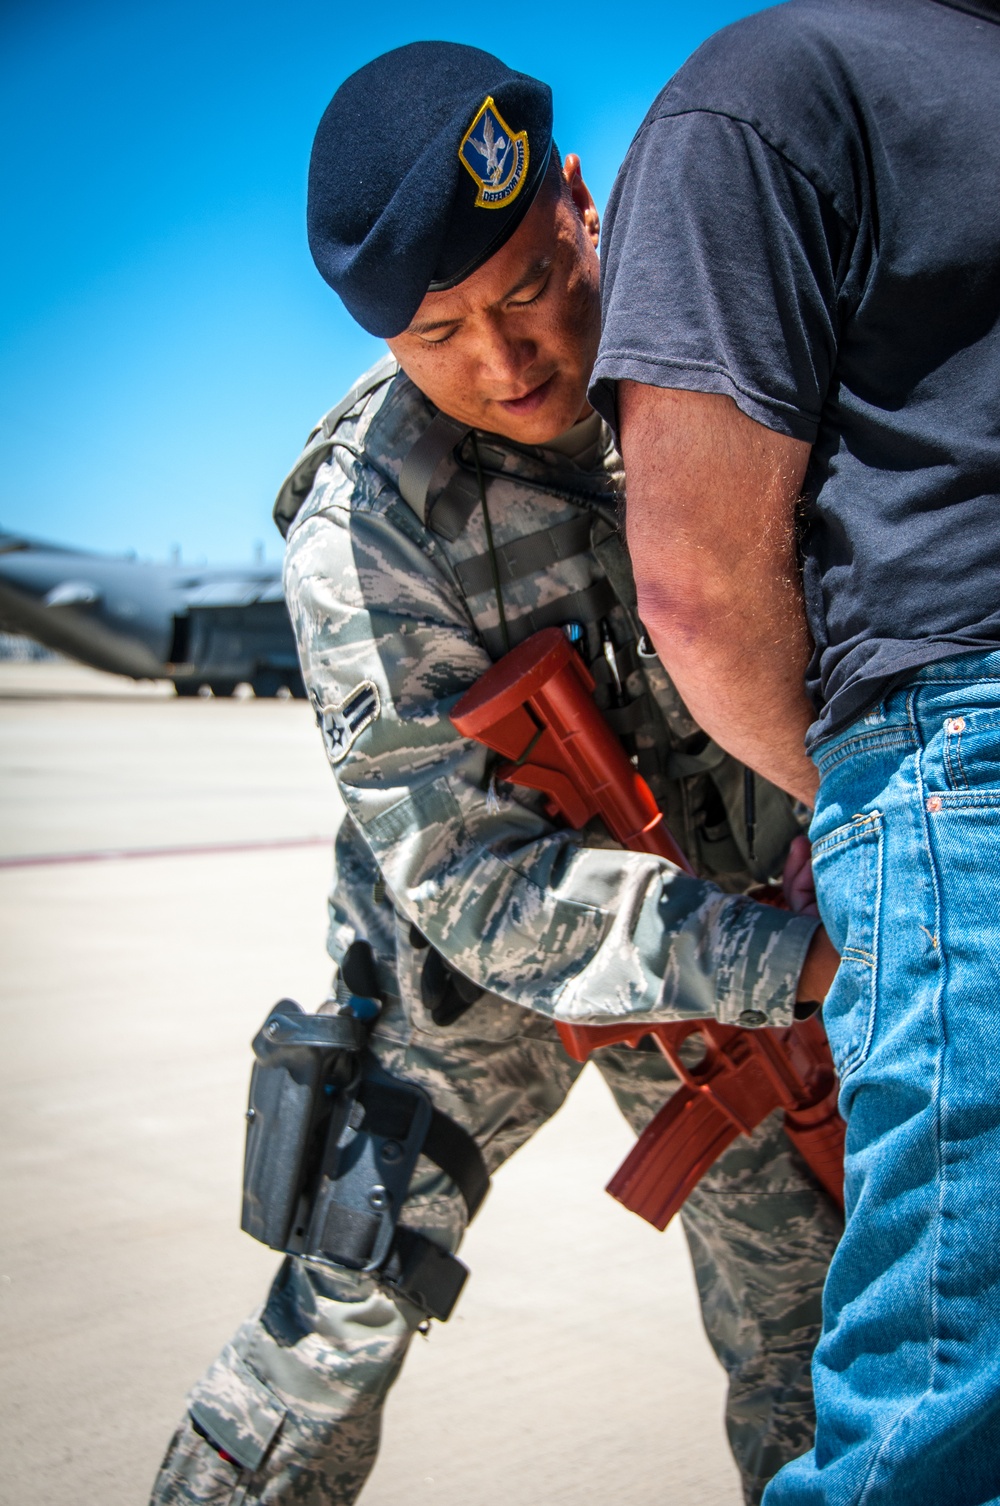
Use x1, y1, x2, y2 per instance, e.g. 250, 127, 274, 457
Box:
1, 0, 765, 564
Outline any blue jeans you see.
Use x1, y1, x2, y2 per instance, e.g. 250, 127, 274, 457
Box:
764, 650, 1000, 1506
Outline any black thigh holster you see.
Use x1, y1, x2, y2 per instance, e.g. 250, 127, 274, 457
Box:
240, 998, 489, 1322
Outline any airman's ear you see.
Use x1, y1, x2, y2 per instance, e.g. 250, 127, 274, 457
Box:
562, 153, 600, 249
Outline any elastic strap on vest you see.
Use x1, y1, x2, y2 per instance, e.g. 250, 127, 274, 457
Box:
398, 412, 472, 523
454, 514, 594, 599
470, 432, 511, 653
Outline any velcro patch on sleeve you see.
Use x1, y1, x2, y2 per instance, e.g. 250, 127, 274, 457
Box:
316, 680, 381, 765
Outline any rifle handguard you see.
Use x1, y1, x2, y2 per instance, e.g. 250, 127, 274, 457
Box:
451, 628, 844, 1228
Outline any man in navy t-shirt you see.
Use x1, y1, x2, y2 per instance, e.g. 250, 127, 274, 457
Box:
591, 2, 1000, 1502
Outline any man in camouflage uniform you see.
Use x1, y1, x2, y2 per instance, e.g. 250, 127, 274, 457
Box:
151, 43, 842, 1506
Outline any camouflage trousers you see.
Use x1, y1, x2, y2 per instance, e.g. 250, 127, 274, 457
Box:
150, 996, 842, 1506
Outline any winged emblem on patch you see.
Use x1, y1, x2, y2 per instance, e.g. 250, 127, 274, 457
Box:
459, 96, 529, 209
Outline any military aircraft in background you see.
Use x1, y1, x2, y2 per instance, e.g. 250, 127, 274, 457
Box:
0, 530, 306, 697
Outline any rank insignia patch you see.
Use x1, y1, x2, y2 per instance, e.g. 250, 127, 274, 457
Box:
315, 680, 381, 765
458, 96, 529, 209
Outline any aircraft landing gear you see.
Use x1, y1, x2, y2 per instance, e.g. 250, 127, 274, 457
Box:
173, 680, 238, 697
251, 670, 282, 699
251, 670, 307, 699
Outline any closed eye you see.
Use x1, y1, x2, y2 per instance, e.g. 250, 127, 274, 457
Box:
418, 323, 460, 346
508, 273, 550, 309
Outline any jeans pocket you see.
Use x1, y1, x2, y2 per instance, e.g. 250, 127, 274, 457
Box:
810, 812, 884, 1080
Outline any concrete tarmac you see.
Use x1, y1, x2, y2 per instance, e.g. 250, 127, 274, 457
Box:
0, 662, 741, 1506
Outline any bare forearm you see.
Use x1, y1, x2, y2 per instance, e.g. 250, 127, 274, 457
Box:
619, 383, 819, 805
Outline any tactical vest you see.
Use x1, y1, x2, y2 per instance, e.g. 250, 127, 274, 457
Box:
275, 358, 801, 887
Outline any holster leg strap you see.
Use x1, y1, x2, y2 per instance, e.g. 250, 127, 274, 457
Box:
380, 1226, 470, 1322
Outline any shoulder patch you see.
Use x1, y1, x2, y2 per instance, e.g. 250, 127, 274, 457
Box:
315, 681, 381, 765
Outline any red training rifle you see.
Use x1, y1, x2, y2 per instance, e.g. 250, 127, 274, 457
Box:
451, 627, 844, 1230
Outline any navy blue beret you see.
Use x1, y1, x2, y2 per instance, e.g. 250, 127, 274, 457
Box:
307, 42, 554, 338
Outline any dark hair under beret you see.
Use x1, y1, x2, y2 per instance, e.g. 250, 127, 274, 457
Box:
307, 42, 553, 337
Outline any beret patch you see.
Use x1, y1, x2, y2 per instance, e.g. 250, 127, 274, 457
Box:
458, 97, 529, 209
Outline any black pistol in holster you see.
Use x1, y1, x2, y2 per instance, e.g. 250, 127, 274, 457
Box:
240, 939, 490, 1322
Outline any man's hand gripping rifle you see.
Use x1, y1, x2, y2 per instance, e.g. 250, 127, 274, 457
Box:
451, 628, 844, 1229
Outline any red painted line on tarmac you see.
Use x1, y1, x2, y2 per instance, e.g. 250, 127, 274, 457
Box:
0, 835, 334, 870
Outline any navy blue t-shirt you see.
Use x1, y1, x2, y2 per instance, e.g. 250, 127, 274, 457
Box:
591, 0, 1000, 747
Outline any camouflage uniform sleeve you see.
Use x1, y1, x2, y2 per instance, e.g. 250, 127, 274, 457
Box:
283, 462, 819, 1030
